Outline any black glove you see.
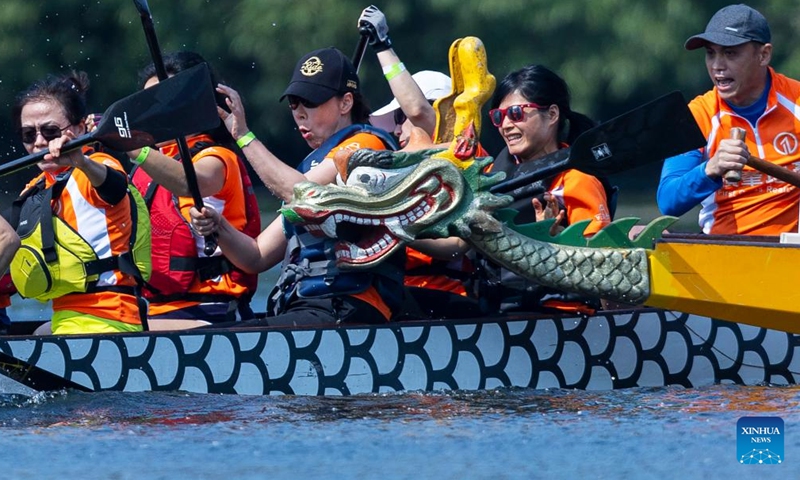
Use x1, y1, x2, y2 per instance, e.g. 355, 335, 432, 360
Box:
359, 5, 392, 52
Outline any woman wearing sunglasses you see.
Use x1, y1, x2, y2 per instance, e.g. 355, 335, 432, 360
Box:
191, 47, 404, 328
9, 71, 145, 334
479, 65, 613, 315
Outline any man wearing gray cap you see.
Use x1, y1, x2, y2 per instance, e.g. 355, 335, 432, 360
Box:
657, 4, 800, 235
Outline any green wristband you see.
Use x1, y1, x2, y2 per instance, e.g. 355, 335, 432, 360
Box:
236, 131, 256, 148
383, 62, 406, 81
132, 146, 150, 165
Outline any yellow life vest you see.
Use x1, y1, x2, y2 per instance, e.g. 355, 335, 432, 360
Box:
9, 171, 151, 301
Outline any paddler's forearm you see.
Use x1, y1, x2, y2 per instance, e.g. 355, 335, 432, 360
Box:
213, 216, 266, 274
239, 138, 306, 203
215, 215, 285, 274
0, 217, 20, 275
376, 49, 437, 136
128, 148, 220, 198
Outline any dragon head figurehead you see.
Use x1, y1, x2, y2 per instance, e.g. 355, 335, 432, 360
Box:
281, 129, 511, 268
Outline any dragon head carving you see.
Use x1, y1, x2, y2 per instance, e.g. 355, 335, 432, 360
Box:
281, 143, 511, 268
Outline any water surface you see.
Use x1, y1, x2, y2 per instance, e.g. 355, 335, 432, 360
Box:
0, 385, 796, 479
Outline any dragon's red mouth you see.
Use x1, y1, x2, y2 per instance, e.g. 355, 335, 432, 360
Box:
296, 198, 434, 266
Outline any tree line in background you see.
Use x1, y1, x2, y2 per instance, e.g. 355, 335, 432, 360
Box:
0, 0, 798, 204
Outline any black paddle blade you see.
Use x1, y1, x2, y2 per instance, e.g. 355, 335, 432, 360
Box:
94, 62, 219, 149
0, 349, 91, 392
490, 91, 706, 194
0, 62, 219, 177
569, 90, 706, 177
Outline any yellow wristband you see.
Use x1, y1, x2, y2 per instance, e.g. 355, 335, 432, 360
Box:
132, 146, 150, 165
236, 131, 256, 148
383, 62, 406, 81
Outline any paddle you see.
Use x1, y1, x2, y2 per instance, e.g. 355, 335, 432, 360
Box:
0, 63, 219, 177
725, 127, 800, 188
489, 91, 706, 194
133, 0, 217, 256
0, 348, 90, 392
352, 27, 370, 73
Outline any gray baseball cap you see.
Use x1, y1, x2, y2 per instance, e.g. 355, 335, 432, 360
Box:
684, 4, 770, 50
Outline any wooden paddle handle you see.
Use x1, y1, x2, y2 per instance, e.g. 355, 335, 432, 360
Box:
723, 127, 800, 188
723, 127, 746, 183
748, 154, 800, 189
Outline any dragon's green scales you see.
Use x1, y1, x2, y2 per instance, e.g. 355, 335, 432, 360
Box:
282, 148, 671, 305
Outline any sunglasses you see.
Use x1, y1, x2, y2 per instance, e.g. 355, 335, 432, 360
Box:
287, 95, 321, 110
20, 123, 71, 144
488, 103, 548, 127
393, 99, 433, 126
393, 109, 407, 126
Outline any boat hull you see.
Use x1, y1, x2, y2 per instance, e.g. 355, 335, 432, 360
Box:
0, 308, 797, 395
647, 235, 800, 332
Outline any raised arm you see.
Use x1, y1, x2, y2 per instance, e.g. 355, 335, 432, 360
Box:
359, 5, 437, 136
214, 84, 335, 202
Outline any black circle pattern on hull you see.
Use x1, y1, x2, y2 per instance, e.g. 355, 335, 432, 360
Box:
0, 309, 798, 394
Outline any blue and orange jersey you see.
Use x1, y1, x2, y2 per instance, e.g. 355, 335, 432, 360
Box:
668, 68, 800, 235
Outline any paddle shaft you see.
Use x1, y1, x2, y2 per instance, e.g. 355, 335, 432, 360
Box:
134, 0, 217, 256
352, 28, 369, 73
724, 127, 800, 188
0, 135, 94, 177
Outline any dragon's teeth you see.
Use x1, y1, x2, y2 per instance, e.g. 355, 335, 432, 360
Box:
320, 216, 337, 237
384, 218, 414, 241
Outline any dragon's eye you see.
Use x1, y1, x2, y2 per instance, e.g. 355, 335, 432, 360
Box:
345, 166, 413, 194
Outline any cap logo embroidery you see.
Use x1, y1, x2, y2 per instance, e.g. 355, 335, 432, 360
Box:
725, 27, 739, 32
300, 56, 324, 77
346, 79, 358, 90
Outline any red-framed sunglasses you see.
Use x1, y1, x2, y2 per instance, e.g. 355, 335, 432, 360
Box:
488, 103, 548, 127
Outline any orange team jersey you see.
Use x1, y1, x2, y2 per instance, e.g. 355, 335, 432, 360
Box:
690, 67, 800, 235
482, 144, 610, 236
148, 134, 249, 317
25, 152, 142, 328
322, 131, 394, 320
549, 170, 611, 236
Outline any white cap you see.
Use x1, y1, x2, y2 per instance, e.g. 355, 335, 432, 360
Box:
370, 70, 452, 131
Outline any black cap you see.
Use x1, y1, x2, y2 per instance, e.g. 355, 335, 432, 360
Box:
685, 4, 771, 50
280, 47, 359, 105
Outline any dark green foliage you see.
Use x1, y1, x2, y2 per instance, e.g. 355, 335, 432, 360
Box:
0, 0, 796, 218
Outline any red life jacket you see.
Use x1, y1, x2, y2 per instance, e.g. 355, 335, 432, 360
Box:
130, 141, 261, 303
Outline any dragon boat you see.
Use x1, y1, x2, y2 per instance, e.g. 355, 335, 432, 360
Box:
2, 37, 799, 395
0, 289, 798, 395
